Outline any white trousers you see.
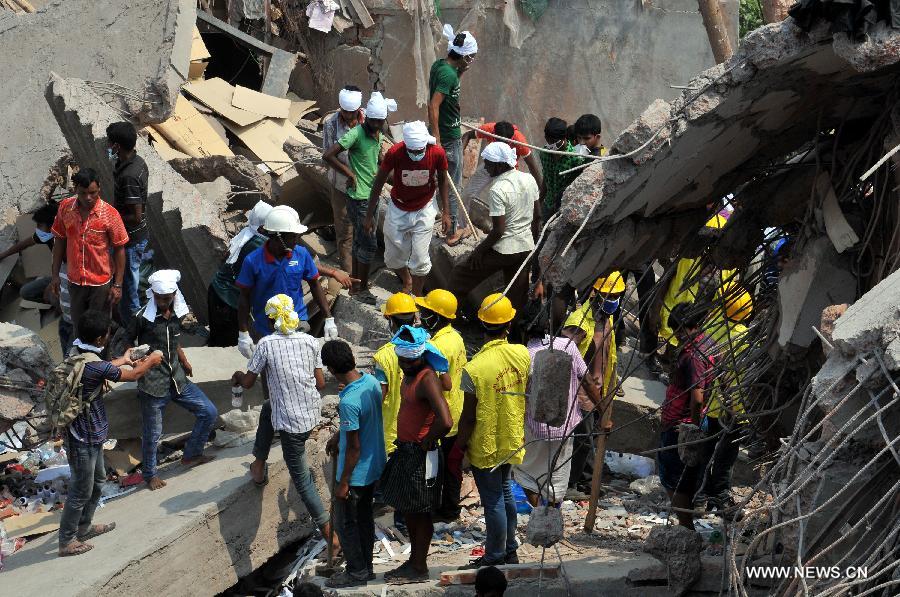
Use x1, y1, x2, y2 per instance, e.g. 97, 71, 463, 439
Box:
383, 201, 437, 276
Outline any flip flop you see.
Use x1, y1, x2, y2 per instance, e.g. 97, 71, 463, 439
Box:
77, 522, 116, 542
59, 541, 93, 557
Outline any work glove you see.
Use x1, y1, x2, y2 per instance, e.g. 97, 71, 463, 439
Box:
237, 331, 255, 359
324, 317, 339, 340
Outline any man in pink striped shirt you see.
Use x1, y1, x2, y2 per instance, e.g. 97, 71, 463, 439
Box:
513, 309, 600, 506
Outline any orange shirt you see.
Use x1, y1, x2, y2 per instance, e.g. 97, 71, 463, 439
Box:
475, 122, 531, 160
51, 196, 129, 286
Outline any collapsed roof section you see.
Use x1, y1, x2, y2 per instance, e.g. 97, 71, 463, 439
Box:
540, 19, 900, 293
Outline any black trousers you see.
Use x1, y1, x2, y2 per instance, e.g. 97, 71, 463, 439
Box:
702, 417, 745, 498
436, 435, 462, 519
567, 410, 595, 489
333, 483, 376, 577
207, 284, 239, 347
614, 266, 657, 353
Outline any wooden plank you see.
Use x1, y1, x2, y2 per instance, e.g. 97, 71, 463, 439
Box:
584, 392, 614, 533
149, 95, 234, 158
232, 85, 291, 119
220, 117, 311, 175
183, 78, 266, 127
346, 0, 374, 28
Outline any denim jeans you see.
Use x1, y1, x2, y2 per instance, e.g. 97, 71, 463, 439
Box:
345, 198, 378, 265
333, 483, 376, 578
120, 238, 150, 322
20, 276, 50, 302
139, 381, 217, 480
471, 464, 518, 564
280, 428, 330, 527
59, 433, 106, 546
442, 138, 463, 234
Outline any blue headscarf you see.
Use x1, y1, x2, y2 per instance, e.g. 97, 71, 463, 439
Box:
391, 325, 449, 373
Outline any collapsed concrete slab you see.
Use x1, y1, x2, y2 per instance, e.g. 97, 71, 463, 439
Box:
46, 75, 230, 321
0, 0, 194, 220
540, 21, 900, 291
0, 322, 53, 389
169, 154, 272, 208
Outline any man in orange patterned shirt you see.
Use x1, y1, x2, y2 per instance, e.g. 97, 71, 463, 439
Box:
50, 168, 129, 328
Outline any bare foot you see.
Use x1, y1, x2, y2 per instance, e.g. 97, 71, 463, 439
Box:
147, 477, 167, 490
59, 539, 93, 557
250, 459, 266, 484
445, 227, 471, 247
182, 454, 216, 468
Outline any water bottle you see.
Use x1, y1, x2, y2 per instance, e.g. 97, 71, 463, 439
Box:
231, 385, 244, 409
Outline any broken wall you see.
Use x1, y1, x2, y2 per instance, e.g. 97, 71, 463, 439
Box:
293, 0, 734, 143
0, 0, 194, 221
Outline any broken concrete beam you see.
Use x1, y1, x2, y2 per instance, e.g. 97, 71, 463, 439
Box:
830, 266, 900, 357
644, 525, 703, 596
104, 347, 264, 438
0, 0, 194, 219
169, 154, 272, 208
777, 236, 855, 349
439, 563, 560, 586
0, 322, 53, 389
46, 75, 230, 322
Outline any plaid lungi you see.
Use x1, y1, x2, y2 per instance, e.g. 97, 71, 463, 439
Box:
379, 441, 442, 513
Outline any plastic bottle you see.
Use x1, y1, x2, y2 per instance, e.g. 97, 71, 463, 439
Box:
231, 385, 244, 409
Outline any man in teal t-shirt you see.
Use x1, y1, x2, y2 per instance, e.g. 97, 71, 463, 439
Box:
324, 91, 396, 305
428, 26, 478, 246
323, 340, 386, 588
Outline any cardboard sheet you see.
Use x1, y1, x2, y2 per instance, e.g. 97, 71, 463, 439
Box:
190, 26, 211, 61
15, 214, 51, 278
147, 129, 191, 161
3, 510, 62, 538
183, 78, 266, 127
288, 100, 318, 123
150, 95, 233, 158
232, 85, 291, 119
104, 438, 143, 476
0, 450, 20, 465
221, 117, 312, 174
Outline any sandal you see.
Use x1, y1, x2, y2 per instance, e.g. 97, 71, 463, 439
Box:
59, 540, 93, 557
384, 562, 429, 584
77, 522, 116, 542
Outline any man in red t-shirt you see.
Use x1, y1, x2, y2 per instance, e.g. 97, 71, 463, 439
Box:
364, 121, 451, 295
461, 121, 542, 221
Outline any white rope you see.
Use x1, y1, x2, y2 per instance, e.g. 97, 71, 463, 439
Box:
460, 122, 606, 160
860, 139, 900, 182
445, 174, 480, 241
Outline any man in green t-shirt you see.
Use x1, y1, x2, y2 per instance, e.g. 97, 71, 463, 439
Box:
324, 91, 397, 305
429, 24, 477, 246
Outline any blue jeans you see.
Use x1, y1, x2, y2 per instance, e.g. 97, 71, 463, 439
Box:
345, 199, 378, 264
120, 239, 150, 322
139, 381, 217, 480
442, 138, 463, 234
59, 433, 106, 546
471, 464, 518, 564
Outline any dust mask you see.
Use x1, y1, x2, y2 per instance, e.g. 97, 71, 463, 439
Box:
107, 148, 118, 162
35, 229, 54, 243
601, 298, 620, 315
407, 149, 426, 162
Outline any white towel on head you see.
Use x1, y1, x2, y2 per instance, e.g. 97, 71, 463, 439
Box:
402, 121, 435, 150
481, 141, 517, 168
442, 24, 478, 56
338, 88, 363, 111
143, 269, 190, 322
365, 91, 397, 120
227, 201, 273, 265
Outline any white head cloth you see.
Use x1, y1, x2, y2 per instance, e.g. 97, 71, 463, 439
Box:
365, 91, 397, 120
402, 121, 435, 150
481, 141, 517, 168
338, 88, 363, 112
143, 269, 190, 322
227, 201, 273, 265
442, 24, 478, 56
394, 343, 427, 359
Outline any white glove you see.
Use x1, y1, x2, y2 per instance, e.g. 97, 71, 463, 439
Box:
324, 317, 338, 340
238, 331, 255, 359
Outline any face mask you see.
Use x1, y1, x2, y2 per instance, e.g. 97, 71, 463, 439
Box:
601, 298, 620, 315
35, 229, 54, 243
544, 140, 564, 150
107, 147, 118, 162
407, 149, 426, 162
421, 310, 441, 330
573, 144, 590, 156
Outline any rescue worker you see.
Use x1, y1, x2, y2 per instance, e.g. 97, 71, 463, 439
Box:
415, 289, 467, 522
456, 294, 530, 568
565, 272, 622, 497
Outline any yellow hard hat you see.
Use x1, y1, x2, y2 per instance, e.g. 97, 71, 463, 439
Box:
477, 293, 516, 325
725, 291, 753, 321
705, 214, 728, 229
415, 289, 457, 320
382, 292, 418, 317
593, 271, 625, 294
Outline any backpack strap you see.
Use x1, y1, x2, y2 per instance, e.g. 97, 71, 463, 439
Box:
76, 352, 107, 407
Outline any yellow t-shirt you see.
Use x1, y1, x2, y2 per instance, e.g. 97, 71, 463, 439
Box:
462, 338, 531, 469
373, 342, 402, 455
659, 258, 701, 347
705, 317, 750, 417
563, 302, 617, 396
429, 324, 467, 437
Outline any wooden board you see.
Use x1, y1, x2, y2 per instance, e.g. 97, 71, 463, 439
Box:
232, 85, 291, 119
149, 95, 234, 158
183, 78, 266, 127
3, 510, 62, 538
221, 117, 312, 175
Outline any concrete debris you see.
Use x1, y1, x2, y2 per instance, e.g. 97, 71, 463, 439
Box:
829, 266, 900, 357
525, 506, 563, 547
530, 349, 574, 427
329, 295, 392, 350
819, 303, 849, 356
0, 0, 194, 219
169, 154, 272, 207
46, 74, 230, 320
219, 405, 262, 434
0, 322, 53, 389
643, 525, 703, 596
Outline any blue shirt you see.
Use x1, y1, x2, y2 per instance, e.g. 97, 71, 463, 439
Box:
236, 242, 320, 336
69, 354, 121, 445
337, 372, 386, 487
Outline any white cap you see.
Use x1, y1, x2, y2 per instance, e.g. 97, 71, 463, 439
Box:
443, 24, 478, 56
365, 91, 398, 120
338, 88, 362, 112
402, 121, 435, 150
481, 141, 517, 168
148, 269, 181, 295
264, 205, 308, 235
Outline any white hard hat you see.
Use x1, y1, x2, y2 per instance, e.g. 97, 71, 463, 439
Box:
264, 205, 308, 235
